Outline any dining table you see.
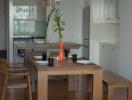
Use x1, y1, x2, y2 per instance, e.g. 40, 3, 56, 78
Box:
14, 41, 81, 65
30, 58, 103, 100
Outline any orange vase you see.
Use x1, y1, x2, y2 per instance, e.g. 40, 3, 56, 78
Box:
58, 41, 64, 64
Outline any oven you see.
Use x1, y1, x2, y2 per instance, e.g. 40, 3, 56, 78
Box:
14, 41, 24, 63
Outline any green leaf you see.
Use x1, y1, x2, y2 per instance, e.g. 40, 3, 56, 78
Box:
59, 32, 63, 39
54, 28, 59, 32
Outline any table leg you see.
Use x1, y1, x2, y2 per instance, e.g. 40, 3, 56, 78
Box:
93, 71, 103, 100
68, 75, 78, 91
107, 86, 114, 100
24, 49, 31, 66
128, 85, 132, 100
38, 72, 48, 100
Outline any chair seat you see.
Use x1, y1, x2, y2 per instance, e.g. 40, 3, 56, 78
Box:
7, 78, 28, 88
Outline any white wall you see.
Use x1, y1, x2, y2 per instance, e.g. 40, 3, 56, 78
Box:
90, 0, 119, 64
119, 0, 132, 81
0, 0, 6, 50
47, 0, 84, 56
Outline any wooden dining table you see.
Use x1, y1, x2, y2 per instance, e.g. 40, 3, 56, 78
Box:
14, 42, 81, 65
32, 59, 103, 100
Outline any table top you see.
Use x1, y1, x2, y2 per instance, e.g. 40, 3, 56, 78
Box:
37, 65, 102, 75
31, 58, 102, 75
15, 42, 81, 49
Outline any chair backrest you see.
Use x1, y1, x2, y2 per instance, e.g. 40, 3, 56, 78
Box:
0, 58, 8, 99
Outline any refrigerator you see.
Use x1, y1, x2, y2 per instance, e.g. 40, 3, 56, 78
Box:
82, 6, 90, 59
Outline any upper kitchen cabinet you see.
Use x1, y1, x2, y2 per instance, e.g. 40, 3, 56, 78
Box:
92, 0, 119, 23
13, 0, 46, 38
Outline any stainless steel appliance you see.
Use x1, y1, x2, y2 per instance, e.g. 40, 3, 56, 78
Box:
82, 6, 90, 59
13, 40, 32, 63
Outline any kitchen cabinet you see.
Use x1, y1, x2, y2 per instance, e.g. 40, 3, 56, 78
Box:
92, 0, 119, 23
99, 43, 118, 72
13, 19, 46, 37
13, 4, 46, 37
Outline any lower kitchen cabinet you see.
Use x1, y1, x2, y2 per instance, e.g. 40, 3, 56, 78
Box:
99, 43, 119, 72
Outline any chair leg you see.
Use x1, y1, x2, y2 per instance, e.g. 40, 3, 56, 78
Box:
27, 75, 32, 100
0, 85, 2, 100
26, 88, 30, 100
1, 83, 7, 100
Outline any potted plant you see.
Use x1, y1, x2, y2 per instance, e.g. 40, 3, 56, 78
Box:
46, 7, 65, 63
53, 8, 65, 63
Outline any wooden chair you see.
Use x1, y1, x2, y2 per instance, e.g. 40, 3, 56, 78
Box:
8, 62, 29, 72
0, 59, 8, 100
0, 58, 32, 100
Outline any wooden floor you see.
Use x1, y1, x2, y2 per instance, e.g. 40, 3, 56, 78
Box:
5, 79, 92, 100
5, 79, 127, 100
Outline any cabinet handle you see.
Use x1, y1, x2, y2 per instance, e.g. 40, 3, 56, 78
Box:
112, 48, 115, 51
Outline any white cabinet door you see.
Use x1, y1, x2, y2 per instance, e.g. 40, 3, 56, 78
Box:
92, 0, 119, 23
99, 43, 118, 72
110, 46, 119, 72
99, 43, 112, 70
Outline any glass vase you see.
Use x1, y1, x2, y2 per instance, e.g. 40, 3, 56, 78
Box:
58, 41, 64, 64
